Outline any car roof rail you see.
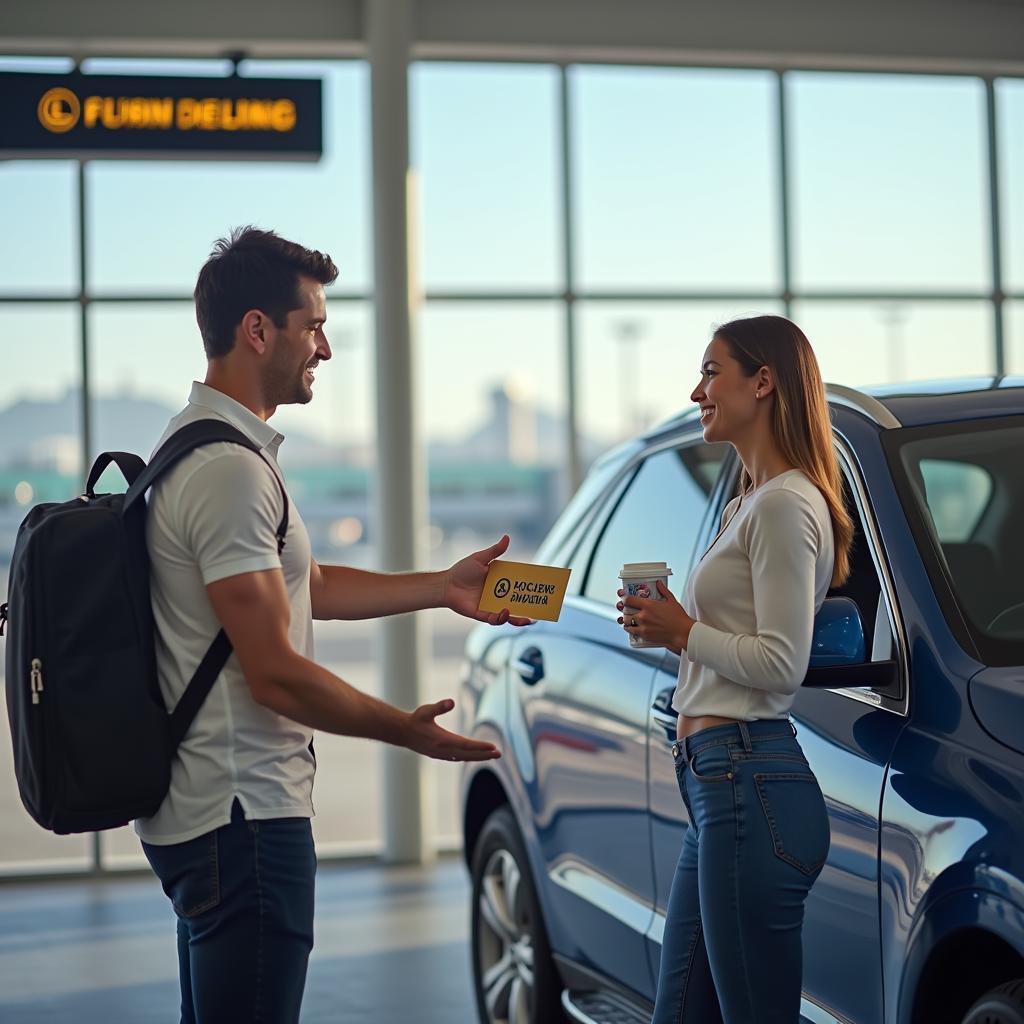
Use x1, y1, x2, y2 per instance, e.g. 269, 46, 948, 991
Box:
826, 383, 902, 429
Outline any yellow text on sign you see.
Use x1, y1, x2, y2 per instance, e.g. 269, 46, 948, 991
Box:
478, 560, 571, 623
37, 90, 298, 134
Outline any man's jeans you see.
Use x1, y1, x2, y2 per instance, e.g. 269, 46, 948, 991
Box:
652, 720, 830, 1024
142, 799, 316, 1024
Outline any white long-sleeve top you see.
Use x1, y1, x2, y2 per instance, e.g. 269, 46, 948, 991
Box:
672, 468, 835, 720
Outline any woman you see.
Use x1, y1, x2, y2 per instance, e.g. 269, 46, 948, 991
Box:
618, 315, 853, 1024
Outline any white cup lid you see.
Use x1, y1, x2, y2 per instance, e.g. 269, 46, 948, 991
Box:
620, 561, 672, 576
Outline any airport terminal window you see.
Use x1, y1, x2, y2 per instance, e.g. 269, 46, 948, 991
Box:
1009, 302, 1024, 374
583, 442, 729, 605
0, 162, 78, 296
0, 306, 90, 870
87, 302, 376, 476
791, 300, 994, 385
788, 72, 988, 292
575, 301, 786, 447
413, 63, 560, 290
419, 301, 563, 844
420, 302, 565, 568
87, 60, 370, 296
2, 50, 1022, 875
0, 306, 82, 515
571, 66, 778, 291
997, 79, 1024, 292
87, 303, 206, 481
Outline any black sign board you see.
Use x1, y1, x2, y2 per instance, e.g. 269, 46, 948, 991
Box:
0, 72, 323, 160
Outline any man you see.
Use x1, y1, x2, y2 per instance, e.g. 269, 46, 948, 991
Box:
137, 226, 530, 1023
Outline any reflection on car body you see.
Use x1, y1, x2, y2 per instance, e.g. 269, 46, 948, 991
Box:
460, 379, 1024, 1024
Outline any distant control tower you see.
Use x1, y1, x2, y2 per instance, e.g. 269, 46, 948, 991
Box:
490, 380, 538, 464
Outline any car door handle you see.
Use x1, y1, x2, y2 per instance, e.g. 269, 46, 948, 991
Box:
651, 686, 678, 742
514, 648, 544, 686
651, 707, 678, 740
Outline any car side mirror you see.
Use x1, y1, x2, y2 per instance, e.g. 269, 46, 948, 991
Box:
802, 596, 901, 698
809, 597, 866, 667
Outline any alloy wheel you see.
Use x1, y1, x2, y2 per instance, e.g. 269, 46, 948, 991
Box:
477, 847, 536, 1024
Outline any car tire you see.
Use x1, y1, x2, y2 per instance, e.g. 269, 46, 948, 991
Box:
470, 806, 565, 1024
962, 979, 1024, 1024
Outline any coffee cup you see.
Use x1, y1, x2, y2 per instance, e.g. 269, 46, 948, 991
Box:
619, 562, 673, 649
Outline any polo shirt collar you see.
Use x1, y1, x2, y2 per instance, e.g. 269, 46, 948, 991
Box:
187, 381, 285, 456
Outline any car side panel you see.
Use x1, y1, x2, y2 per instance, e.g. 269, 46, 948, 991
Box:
459, 627, 518, 854
848, 403, 1024, 1022
787, 688, 904, 1024
883, 714, 1024, 1024
459, 625, 571, 976
506, 607, 660, 1001
895, 888, 1024, 1024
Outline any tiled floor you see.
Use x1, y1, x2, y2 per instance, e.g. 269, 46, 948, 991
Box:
0, 856, 479, 1023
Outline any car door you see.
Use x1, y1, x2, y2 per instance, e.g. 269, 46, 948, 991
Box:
645, 449, 737, 982
788, 441, 909, 1024
646, 435, 909, 1023
511, 436, 730, 1001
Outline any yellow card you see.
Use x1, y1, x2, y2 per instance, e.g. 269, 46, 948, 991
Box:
478, 560, 572, 622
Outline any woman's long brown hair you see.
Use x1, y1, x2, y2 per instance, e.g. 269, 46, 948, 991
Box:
714, 315, 853, 588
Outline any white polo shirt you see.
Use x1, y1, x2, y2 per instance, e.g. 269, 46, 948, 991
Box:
135, 381, 315, 846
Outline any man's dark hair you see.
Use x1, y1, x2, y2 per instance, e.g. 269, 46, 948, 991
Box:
194, 226, 339, 358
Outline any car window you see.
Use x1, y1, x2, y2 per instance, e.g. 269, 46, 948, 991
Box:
582, 442, 730, 606
827, 467, 894, 665
533, 444, 636, 568
888, 417, 1024, 665
561, 469, 635, 596
918, 459, 992, 542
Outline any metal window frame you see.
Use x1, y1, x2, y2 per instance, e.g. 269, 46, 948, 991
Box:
0, 53, 1020, 878
827, 433, 911, 718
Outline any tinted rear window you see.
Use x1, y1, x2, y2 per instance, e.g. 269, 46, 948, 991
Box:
887, 417, 1024, 665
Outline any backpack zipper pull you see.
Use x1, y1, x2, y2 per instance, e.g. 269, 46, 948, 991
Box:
30, 659, 43, 705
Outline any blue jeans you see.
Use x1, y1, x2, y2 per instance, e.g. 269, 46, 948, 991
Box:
652, 720, 830, 1024
142, 799, 316, 1024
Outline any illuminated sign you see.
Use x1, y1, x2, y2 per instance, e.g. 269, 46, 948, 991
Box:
1, 72, 322, 159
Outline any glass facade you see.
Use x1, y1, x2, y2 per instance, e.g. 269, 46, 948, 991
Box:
788, 72, 989, 292
571, 67, 779, 292
1, 54, 1020, 872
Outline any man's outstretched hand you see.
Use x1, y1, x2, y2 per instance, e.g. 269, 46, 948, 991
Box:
443, 534, 534, 627
406, 699, 501, 762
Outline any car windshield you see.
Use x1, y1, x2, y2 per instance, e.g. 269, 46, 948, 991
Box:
888, 417, 1024, 666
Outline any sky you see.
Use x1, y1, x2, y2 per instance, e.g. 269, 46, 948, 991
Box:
1, 57, 1022, 451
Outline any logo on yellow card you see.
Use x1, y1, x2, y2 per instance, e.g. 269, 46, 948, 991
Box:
479, 560, 571, 623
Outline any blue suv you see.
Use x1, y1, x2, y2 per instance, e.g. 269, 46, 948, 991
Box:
459, 380, 1024, 1024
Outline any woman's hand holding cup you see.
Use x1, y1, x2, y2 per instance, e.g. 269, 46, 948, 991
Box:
619, 562, 675, 650
618, 579, 695, 655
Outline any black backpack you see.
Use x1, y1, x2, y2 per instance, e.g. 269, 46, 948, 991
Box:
1, 419, 288, 834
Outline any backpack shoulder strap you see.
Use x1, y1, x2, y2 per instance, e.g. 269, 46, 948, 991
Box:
167, 629, 234, 752
124, 418, 292, 755
124, 418, 289, 553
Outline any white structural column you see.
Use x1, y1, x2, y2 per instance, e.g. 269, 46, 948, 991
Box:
368, 0, 433, 865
